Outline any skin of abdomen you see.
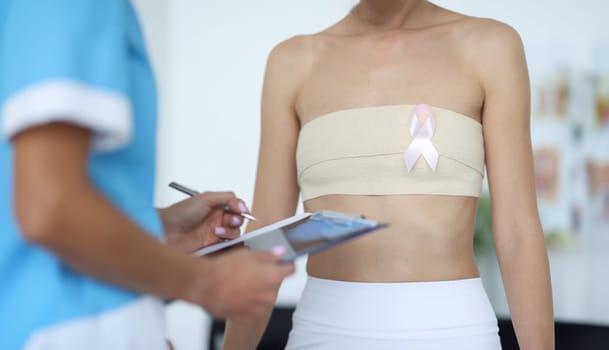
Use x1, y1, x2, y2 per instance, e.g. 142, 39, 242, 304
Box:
304, 194, 480, 282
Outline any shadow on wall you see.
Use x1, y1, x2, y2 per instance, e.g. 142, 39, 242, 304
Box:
499, 319, 609, 350
208, 307, 294, 350
208, 307, 609, 350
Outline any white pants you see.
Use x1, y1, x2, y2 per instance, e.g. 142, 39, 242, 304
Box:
286, 276, 502, 350
23, 296, 166, 350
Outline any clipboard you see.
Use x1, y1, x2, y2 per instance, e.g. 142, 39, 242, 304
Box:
193, 211, 388, 263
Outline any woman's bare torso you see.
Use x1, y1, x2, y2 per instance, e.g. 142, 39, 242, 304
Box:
295, 9, 487, 282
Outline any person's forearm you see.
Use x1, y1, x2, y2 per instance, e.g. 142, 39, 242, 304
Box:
496, 233, 554, 350
223, 311, 274, 350
19, 184, 201, 302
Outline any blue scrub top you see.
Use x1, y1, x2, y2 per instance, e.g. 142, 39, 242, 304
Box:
0, 1, 162, 348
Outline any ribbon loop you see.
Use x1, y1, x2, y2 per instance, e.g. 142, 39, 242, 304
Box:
403, 104, 439, 172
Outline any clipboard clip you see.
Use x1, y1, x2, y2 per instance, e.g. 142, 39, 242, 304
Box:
310, 211, 368, 227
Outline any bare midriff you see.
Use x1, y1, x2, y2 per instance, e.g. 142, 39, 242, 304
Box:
304, 194, 480, 282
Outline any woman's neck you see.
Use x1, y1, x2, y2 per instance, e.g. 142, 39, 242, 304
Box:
351, 0, 432, 32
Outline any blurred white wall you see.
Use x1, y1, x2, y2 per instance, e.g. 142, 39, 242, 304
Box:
134, 1, 356, 349
133, 1, 609, 349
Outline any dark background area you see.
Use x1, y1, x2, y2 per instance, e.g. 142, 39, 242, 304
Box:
209, 307, 609, 350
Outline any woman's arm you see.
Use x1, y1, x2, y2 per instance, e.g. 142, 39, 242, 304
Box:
13, 122, 293, 320
223, 36, 311, 350
471, 21, 554, 349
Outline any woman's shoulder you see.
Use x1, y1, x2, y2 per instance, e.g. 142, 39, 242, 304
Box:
443, 16, 526, 80
265, 33, 335, 82
269, 13, 356, 57
451, 17, 527, 93
263, 35, 322, 100
269, 30, 335, 57
266, 34, 320, 69
452, 17, 524, 54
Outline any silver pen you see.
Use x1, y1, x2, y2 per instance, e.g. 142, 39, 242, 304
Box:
168, 182, 257, 221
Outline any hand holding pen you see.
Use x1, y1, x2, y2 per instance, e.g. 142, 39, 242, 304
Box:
168, 182, 257, 221
160, 182, 256, 252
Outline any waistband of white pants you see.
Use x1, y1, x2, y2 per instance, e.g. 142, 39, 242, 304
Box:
292, 276, 498, 340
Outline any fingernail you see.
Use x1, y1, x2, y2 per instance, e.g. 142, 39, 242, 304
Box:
271, 245, 286, 256
214, 227, 226, 236
231, 216, 241, 226
238, 201, 248, 213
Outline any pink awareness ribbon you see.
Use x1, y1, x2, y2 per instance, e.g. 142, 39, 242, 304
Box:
403, 104, 439, 172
